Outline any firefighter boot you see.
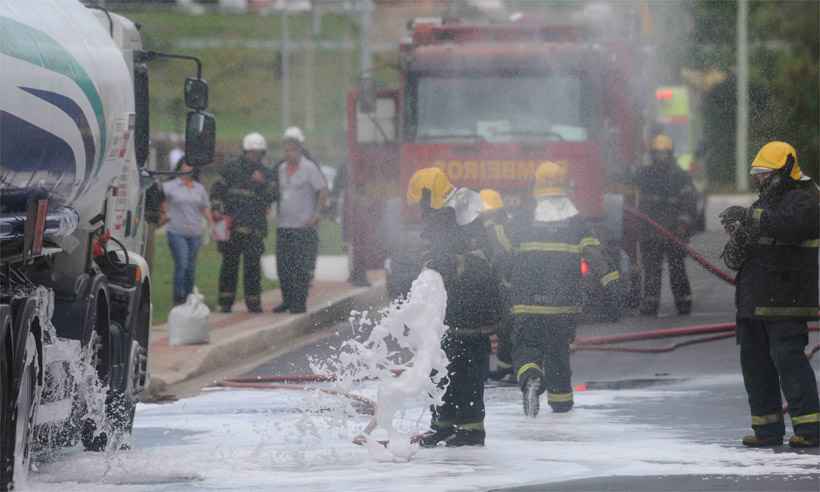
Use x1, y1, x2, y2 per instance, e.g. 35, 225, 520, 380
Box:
445, 429, 486, 447
676, 300, 692, 316
518, 368, 543, 418
741, 434, 784, 447
788, 435, 819, 448
639, 302, 659, 317
417, 426, 455, 448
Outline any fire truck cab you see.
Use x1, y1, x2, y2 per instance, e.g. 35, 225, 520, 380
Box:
346, 18, 649, 316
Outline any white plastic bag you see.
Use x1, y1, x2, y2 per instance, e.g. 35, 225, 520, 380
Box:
168, 288, 210, 346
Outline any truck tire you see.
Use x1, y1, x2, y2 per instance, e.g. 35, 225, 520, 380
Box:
81, 292, 139, 451
80, 291, 112, 452
1, 330, 13, 491
11, 334, 37, 488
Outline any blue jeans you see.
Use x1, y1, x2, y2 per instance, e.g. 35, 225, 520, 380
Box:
167, 231, 202, 303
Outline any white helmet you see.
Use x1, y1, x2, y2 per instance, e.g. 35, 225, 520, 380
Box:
167, 147, 184, 168
242, 132, 267, 151
282, 126, 305, 144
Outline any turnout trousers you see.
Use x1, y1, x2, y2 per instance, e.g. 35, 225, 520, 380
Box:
511, 314, 575, 411
276, 227, 318, 311
218, 231, 264, 309
430, 334, 489, 432
640, 238, 692, 312
737, 318, 820, 439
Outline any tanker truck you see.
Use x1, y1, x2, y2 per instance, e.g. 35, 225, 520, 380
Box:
0, 1, 215, 489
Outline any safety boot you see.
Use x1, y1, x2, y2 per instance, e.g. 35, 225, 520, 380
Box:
741, 434, 784, 447
676, 300, 692, 316
445, 429, 485, 447
549, 401, 574, 413
522, 376, 541, 418
416, 427, 455, 448
788, 435, 819, 448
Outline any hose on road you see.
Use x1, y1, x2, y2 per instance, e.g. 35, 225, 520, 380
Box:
572, 322, 818, 356
215, 379, 376, 415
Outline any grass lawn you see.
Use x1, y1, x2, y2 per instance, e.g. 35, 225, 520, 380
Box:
151, 219, 343, 324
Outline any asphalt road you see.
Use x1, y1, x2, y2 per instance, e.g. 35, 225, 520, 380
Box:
29, 232, 818, 491
247, 231, 820, 491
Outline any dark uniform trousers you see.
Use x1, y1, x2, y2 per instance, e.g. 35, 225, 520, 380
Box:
512, 315, 575, 411
276, 227, 318, 311
640, 237, 692, 311
431, 334, 489, 433
218, 230, 264, 309
738, 318, 820, 439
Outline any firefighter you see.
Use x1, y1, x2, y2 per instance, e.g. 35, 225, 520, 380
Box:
489, 161, 621, 417
211, 132, 277, 313
407, 168, 503, 447
635, 134, 698, 316
719, 141, 819, 448
478, 189, 514, 381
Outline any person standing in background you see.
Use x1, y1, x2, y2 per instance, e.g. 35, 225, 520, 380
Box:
211, 132, 277, 313
635, 134, 698, 316
161, 155, 212, 305
273, 128, 328, 314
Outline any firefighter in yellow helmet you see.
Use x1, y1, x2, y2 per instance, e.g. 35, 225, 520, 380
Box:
487, 161, 621, 416
634, 134, 698, 316
719, 141, 819, 448
406, 168, 503, 447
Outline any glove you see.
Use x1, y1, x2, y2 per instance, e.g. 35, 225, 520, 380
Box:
718, 205, 747, 233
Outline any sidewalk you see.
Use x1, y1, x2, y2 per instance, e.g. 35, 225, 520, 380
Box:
146, 270, 385, 399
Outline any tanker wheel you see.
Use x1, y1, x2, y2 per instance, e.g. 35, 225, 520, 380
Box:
81, 296, 141, 452
0, 331, 12, 490
11, 334, 38, 488
80, 292, 113, 452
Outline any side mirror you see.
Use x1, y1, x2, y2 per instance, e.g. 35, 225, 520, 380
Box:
358, 76, 376, 114
184, 77, 209, 111
185, 111, 215, 166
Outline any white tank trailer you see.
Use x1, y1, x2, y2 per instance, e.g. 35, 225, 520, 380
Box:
0, 1, 215, 489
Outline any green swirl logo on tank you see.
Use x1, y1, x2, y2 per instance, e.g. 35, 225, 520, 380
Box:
0, 16, 107, 177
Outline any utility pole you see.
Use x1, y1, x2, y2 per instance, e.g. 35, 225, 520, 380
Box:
735, 0, 749, 192
280, 7, 290, 131
359, 0, 372, 79
305, 4, 319, 132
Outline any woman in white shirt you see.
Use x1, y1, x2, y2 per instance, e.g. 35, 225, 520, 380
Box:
161, 156, 213, 304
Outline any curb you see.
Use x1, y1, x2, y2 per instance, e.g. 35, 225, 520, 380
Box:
146, 281, 387, 395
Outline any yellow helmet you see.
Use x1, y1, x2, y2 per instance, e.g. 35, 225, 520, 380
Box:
479, 189, 504, 212
407, 167, 455, 209
650, 134, 674, 152
533, 161, 569, 197
750, 141, 802, 181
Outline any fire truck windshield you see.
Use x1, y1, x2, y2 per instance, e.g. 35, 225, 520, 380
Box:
408, 73, 592, 143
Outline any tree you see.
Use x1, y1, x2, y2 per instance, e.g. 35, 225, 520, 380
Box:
686, 0, 819, 185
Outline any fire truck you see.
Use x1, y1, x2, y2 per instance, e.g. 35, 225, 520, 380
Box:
345, 17, 651, 314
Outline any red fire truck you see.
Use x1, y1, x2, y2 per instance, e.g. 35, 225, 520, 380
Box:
345, 18, 650, 315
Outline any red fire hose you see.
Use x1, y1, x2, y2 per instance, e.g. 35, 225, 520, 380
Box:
572, 322, 819, 361
624, 205, 737, 285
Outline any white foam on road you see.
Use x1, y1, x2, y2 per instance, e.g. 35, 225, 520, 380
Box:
312, 269, 450, 461
27, 382, 818, 491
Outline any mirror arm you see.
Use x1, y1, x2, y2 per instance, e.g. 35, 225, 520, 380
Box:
141, 169, 196, 178
136, 50, 202, 79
